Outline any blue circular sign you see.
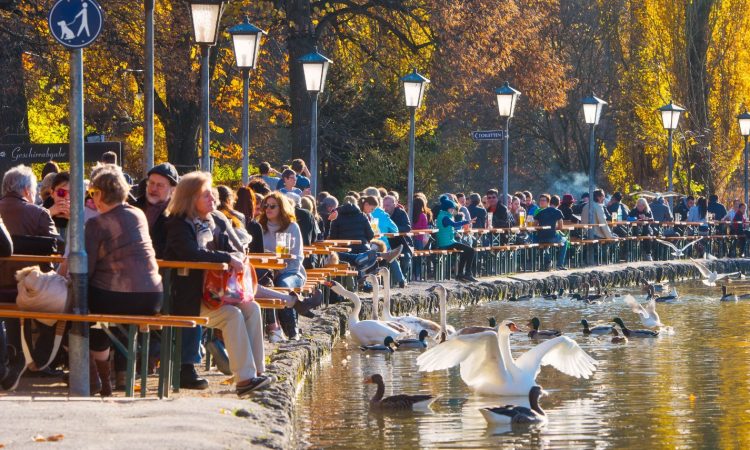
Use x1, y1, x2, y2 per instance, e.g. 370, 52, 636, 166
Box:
48, 0, 103, 49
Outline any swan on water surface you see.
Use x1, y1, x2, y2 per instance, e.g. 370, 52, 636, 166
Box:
379, 268, 451, 339
327, 281, 405, 346
416, 319, 597, 396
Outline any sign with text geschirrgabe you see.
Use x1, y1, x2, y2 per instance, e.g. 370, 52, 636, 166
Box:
48, 0, 103, 49
471, 130, 507, 141
0, 142, 121, 174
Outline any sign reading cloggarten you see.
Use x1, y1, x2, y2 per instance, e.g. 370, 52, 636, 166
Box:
0, 142, 121, 174
48, 0, 103, 49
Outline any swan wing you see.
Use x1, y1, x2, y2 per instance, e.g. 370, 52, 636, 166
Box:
515, 336, 598, 380
416, 331, 505, 387
624, 295, 649, 319
655, 239, 678, 251
396, 316, 442, 336
645, 300, 663, 326
690, 259, 713, 278
680, 237, 703, 252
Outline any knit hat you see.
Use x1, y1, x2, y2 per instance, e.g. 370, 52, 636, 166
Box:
439, 195, 457, 211
147, 163, 179, 186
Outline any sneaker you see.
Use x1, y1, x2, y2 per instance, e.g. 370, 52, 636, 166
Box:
556, 265, 568, 271
268, 328, 285, 343
644, 254, 654, 261
1, 356, 27, 391
455, 274, 469, 283
354, 252, 378, 272
179, 364, 209, 390
206, 339, 232, 376
236, 376, 272, 398
380, 245, 403, 264
464, 275, 479, 282
398, 280, 407, 289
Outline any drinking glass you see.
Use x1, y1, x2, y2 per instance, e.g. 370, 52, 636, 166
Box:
371, 218, 380, 235
275, 232, 289, 256
518, 210, 526, 227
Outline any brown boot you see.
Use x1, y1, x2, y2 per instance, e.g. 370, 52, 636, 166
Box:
89, 358, 101, 396
95, 359, 112, 397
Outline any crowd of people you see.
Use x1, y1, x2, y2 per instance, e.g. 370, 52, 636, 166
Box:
0, 153, 747, 399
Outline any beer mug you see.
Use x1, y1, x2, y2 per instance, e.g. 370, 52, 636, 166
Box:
275, 232, 290, 256
518, 209, 526, 227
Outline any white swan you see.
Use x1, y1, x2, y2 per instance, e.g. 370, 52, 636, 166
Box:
367, 274, 408, 333
328, 281, 405, 346
416, 319, 597, 396
428, 284, 457, 341
378, 267, 450, 339
691, 259, 739, 287
624, 295, 664, 328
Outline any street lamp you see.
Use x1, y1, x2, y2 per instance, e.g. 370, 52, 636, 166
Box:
658, 101, 685, 209
401, 68, 429, 216
738, 111, 750, 206
299, 48, 332, 194
581, 93, 607, 244
228, 17, 266, 185
495, 82, 521, 207
188, 0, 227, 172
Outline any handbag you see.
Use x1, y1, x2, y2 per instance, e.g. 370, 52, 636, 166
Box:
202, 259, 258, 309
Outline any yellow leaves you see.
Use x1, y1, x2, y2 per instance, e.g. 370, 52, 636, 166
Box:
210, 122, 225, 134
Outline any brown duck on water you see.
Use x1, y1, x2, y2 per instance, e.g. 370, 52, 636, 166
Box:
364, 374, 437, 410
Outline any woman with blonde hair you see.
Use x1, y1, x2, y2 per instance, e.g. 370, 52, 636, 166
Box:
165, 172, 318, 395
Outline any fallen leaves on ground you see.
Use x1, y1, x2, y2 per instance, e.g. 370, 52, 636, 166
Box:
32, 434, 64, 442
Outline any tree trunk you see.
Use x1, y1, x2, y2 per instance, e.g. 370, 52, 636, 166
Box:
285, 0, 315, 161
0, 35, 29, 144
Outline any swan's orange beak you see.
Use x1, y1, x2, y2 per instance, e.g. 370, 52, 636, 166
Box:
508, 322, 520, 332
363, 377, 373, 384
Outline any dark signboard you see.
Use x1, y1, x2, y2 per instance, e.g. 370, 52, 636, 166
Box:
0, 142, 122, 173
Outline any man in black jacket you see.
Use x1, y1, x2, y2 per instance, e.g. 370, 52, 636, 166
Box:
132, 163, 178, 259
383, 195, 412, 287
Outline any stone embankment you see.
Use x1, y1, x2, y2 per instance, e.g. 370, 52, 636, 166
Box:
263, 258, 749, 449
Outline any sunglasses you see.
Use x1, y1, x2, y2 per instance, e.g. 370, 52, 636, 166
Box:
87, 187, 100, 197
55, 188, 69, 198
263, 204, 278, 210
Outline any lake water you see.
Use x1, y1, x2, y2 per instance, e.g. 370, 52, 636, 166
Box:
294, 280, 750, 449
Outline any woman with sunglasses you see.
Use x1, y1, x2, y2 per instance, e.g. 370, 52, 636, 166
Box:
42, 172, 71, 237
258, 192, 320, 341
84, 164, 163, 396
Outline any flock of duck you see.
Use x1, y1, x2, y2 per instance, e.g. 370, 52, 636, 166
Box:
326, 260, 745, 426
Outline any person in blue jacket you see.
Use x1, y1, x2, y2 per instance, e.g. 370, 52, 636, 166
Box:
435, 195, 477, 282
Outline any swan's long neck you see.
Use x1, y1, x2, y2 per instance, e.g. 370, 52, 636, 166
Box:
439, 288, 447, 334
371, 378, 385, 403
530, 390, 545, 416
496, 331, 513, 376
371, 278, 380, 320
382, 272, 396, 321
338, 287, 361, 327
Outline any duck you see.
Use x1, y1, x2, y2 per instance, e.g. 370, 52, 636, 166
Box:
646, 285, 679, 303
580, 319, 614, 336
624, 295, 664, 328
367, 274, 409, 333
397, 330, 429, 349
527, 317, 562, 339
610, 328, 628, 344
737, 292, 750, 300
642, 281, 670, 294
691, 258, 739, 287
508, 292, 533, 302
720, 285, 738, 302
417, 319, 597, 396
542, 288, 564, 300
480, 386, 548, 425
570, 283, 600, 304
364, 374, 438, 410
327, 281, 405, 346
380, 268, 451, 339
612, 317, 659, 338
360, 336, 399, 352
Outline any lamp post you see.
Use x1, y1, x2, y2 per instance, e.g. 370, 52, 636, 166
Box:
401, 69, 429, 215
188, 0, 226, 172
298, 48, 332, 195
581, 93, 607, 246
738, 111, 750, 206
228, 18, 266, 185
658, 101, 685, 209
495, 82, 521, 207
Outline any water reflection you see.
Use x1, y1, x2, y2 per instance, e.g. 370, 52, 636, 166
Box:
295, 281, 750, 449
